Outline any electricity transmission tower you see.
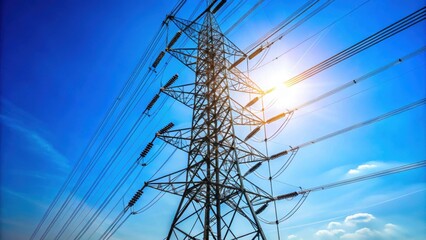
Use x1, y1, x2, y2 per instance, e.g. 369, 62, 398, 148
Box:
150, 9, 271, 239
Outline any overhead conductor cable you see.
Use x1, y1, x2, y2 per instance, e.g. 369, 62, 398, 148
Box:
212, 0, 227, 14
272, 160, 426, 201
269, 98, 426, 160
260, 46, 426, 125
284, 6, 426, 87
245, 7, 426, 107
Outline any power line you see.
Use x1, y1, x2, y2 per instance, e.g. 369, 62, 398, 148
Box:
261, 160, 426, 223
269, 98, 426, 165
34, 2, 186, 238
223, 0, 263, 35
245, 7, 425, 108
245, 0, 321, 53
263, 46, 426, 122
284, 6, 426, 87
251, 0, 371, 71
273, 160, 426, 199
29, 10, 171, 240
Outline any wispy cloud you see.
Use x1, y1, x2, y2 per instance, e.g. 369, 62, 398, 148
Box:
346, 160, 408, 176
0, 100, 69, 171
0, 187, 47, 209
9, 169, 66, 183
348, 163, 377, 175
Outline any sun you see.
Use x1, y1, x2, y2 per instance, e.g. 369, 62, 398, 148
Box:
261, 78, 307, 112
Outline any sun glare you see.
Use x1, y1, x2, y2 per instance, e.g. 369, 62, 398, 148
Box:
262, 78, 306, 112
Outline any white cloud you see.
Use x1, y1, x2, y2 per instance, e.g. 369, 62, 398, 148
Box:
340, 224, 400, 240
382, 223, 400, 237
311, 213, 405, 240
344, 213, 375, 227
348, 163, 377, 175
328, 221, 342, 229
341, 227, 375, 239
287, 234, 303, 240
316, 228, 345, 239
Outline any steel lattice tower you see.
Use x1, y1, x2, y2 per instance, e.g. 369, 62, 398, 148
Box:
167, 13, 264, 239
146, 10, 272, 239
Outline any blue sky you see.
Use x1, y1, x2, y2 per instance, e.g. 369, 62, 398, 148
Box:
1, 0, 425, 239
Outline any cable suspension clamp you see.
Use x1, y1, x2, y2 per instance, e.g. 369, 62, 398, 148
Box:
212, 0, 227, 14
167, 31, 182, 50
162, 74, 179, 90
145, 94, 160, 112
152, 51, 165, 69
275, 191, 298, 200
266, 112, 287, 124
244, 162, 262, 177
245, 125, 262, 141
228, 56, 246, 70
128, 189, 144, 207
245, 96, 259, 108
140, 142, 154, 158
255, 202, 269, 214
157, 122, 175, 136
269, 150, 288, 160
248, 46, 264, 60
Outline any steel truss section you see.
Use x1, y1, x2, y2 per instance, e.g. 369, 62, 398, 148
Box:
168, 15, 264, 95
157, 128, 268, 164
161, 85, 264, 126
156, 11, 268, 240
